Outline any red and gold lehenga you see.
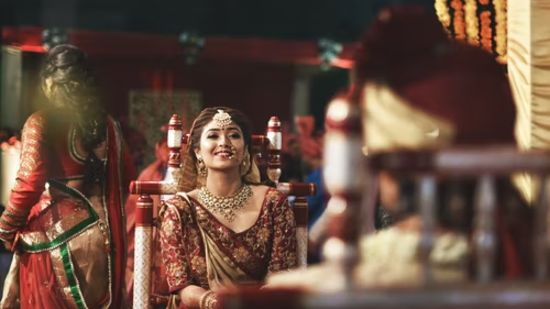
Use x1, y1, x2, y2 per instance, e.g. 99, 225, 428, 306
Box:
159, 188, 297, 293
0, 111, 132, 309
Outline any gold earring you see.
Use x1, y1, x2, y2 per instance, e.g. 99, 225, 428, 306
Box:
240, 150, 250, 176
197, 157, 207, 177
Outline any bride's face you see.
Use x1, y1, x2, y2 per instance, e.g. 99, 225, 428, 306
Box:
195, 120, 246, 172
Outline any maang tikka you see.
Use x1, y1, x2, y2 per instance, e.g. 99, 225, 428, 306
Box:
213, 109, 232, 129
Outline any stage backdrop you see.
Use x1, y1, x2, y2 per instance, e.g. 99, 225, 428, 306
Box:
90, 57, 295, 171
2, 27, 357, 173
128, 89, 202, 171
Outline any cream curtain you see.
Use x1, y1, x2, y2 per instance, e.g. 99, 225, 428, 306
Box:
508, 0, 550, 203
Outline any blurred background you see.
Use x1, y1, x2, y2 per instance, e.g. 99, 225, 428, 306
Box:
0, 0, 433, 168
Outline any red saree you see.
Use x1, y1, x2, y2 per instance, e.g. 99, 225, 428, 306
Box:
0, 111, 131, 309
159, 188, 297, 293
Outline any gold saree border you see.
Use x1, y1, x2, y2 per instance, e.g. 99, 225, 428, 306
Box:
19, 180, 99, 252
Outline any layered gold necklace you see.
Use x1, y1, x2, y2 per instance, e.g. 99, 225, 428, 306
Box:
198, 184, 252, 222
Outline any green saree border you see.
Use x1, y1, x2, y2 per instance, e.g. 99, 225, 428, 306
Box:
60, 243, 88, 309
19, 179, 99, 252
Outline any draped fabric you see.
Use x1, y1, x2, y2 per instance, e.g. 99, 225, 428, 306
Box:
0, 111, 131, 309
159, 188, 296, 293
362, 82, 456, 153
508, 0, 550, 203
103, 116, 131, 308
197, 225, 253, 290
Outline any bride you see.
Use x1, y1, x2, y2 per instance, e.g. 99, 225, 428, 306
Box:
159, 107, 297, 309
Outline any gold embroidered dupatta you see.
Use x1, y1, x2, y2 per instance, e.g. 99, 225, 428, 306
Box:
175, 192, 257, 290
199, 228, 251, 290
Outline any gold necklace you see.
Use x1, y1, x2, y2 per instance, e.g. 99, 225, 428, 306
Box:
198, 184, 252, 222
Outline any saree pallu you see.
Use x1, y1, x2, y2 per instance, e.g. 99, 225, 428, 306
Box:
178, 193, 257, 291
199, 228, 254, 290
17, 180, 111, 309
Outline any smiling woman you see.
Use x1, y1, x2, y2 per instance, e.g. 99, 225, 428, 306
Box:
158, 107, 297, 309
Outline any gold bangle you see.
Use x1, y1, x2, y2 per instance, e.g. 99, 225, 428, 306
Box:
205, 290, 219, 309
199, 290, 215, 309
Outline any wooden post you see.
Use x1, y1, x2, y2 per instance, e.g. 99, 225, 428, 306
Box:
266, 116, 282, 184
277, 182, 316, 268
534, 175, 549, 280
474, 175, 497, 283
418, 176, 436, 285
133, 114, 183, 309
322, 97, 364, 289
165, 114, 183, 184
133, 195, 154, 309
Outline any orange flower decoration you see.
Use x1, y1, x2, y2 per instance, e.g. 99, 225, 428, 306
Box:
451, 0, 466, 40
480, 10, 493, 52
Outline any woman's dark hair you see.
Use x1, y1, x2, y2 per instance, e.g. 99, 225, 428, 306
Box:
41, 44, 106, 151
188, 106, 254, 174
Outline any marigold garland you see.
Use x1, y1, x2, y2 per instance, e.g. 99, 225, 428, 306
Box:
479, 10, 493, 52
435, 0, 452, 32
451, 0, 466, 40
434, 0, 507, 64
493, 0, 507, 63
464, 0, 479, 45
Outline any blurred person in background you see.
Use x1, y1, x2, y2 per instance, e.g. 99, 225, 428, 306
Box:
0, 44, 134, 308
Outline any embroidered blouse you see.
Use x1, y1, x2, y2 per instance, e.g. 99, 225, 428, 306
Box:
159, 187, 297, 292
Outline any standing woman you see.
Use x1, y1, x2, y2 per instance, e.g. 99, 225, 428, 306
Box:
159, 107, 297, 309
0, 44, 131, 308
